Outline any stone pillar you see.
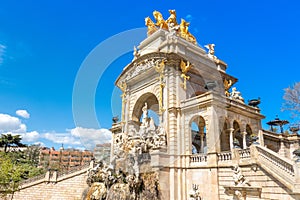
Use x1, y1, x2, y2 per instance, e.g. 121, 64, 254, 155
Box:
200, 133, 204, 153
45, 170, 50, 182
242, 131, 247, 149
229, 128, 234, 151
258, 130, 264, 146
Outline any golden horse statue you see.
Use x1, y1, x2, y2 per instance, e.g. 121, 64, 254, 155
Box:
166, 9, 178, 27
145, 16, 157, 36
179, 19, 196, 44
153, 10, 168, 30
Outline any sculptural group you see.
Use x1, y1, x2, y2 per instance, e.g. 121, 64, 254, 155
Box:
145, 10, 197, 44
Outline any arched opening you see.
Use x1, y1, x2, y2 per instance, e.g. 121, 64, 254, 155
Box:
246, 124, 253, 147
233, 121, 242, 149
132, 92, 159, 125
221, 119, 230, 151
187, 72, 207, 98
191, 116, 207, 154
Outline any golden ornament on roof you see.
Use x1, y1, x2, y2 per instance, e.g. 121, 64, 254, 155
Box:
145, 10, 197, 44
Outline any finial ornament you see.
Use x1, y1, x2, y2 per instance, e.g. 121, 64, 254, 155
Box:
180, 60, 192, 90
145, 10, 197, 44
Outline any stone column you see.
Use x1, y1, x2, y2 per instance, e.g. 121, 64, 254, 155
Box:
229, 128, 234, 151
200, 133, 204, 153
242, 131, 247, 149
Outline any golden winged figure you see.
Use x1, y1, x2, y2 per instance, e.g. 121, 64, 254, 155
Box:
155, 59, 166, 74
180, 60, 192, 74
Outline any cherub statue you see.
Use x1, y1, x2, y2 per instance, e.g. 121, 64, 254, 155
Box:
133, 46, 140, 60
205, 43, 220, 62
205, 44, 215, 56
145, 16, 157, 36
231, 87, 244, 102
153, 10, 168, 30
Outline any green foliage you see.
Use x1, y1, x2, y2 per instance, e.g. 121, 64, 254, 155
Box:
0, 134, 26, 153
0, 145, 45, 196
0, 152, 23, 196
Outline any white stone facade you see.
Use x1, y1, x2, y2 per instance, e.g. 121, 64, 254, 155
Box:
111, 28, 300, 200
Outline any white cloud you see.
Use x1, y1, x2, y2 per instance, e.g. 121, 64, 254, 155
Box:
33, 141, 45, 147
0, 44, 6, 65
43, 132, 82, 146
20, 131, 39, 142
16, 110, 30, 119
0, 113, 27, 133
69, 127, 112, 150
0, 111, 112, 150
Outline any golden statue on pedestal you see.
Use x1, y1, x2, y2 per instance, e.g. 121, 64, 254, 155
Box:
145, 10, 197, 44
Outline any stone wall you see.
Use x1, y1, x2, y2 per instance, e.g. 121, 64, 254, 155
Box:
5, 169, 89, 200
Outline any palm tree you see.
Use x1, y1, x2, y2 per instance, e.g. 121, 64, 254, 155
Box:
0, 134, 26, 153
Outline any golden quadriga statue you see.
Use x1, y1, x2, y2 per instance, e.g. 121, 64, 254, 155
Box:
145, 10, 197, 44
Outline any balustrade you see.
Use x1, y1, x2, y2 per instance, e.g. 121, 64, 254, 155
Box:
256, 146, 295, 177
190, 154, 207, 163
238, 148, 251, 159
217, 151, 232, 161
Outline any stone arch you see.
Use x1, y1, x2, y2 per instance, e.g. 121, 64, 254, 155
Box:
221, 118, 231, 151
233, 120, 243, 148
186, 72, 207, 98
190, 115, 207, 154
131, 92, 159, 124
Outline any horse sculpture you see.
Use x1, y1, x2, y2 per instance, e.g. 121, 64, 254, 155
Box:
179, 19, 196, 44
153, 10, 168, 30
145, 17, 157, 36
166, 9, 178, 28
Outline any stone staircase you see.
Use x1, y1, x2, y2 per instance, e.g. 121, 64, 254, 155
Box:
217, 145, 300, 199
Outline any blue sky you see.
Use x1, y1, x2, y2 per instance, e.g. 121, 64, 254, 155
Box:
0, 1, 299, 150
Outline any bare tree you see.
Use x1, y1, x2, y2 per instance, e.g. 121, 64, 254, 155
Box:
282, 82, 300, 121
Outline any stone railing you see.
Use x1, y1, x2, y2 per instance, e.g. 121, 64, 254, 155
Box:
57, 163, 90, 177
19, 173, 46, 186
226, 98, 260, 113
217, 151, 232, 161
190, 154, 207, 163
254, 145, 295, 187
238, 149, 251, 159
19, 163, 90, 187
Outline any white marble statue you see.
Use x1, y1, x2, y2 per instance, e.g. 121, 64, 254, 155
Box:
232, 164, 250, 186
230, 87, 244, 102
141, 102, 149, 127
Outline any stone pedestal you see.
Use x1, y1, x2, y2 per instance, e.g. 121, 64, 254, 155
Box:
224, 186, 262, 200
